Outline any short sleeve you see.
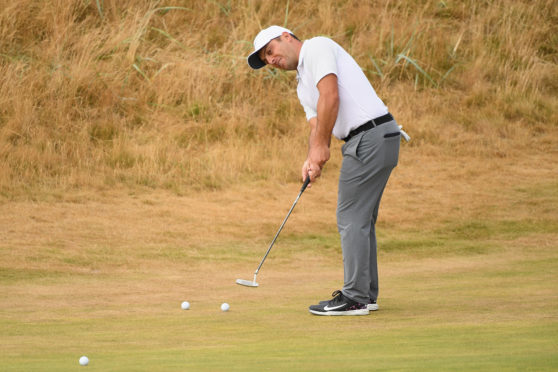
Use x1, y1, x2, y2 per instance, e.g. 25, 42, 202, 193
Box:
304, 38, 338, 86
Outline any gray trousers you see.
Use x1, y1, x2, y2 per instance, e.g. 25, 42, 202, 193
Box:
337, 120, 400, 304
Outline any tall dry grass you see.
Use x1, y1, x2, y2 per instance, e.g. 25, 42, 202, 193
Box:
0, 0, 556, 198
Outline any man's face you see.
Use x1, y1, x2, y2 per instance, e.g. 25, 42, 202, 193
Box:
259, 33, 298, 71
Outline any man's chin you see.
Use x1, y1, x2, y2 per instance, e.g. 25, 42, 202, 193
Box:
281, 64, 297, 71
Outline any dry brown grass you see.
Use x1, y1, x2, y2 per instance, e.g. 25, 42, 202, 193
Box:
0, 0, 556, 198
1, 139, 556, 275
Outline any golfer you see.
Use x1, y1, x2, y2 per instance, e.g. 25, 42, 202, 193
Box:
247, 26, 401, 316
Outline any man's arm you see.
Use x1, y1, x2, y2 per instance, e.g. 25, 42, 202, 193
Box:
302, 73, 339, 185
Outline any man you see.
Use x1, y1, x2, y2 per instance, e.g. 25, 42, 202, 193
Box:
247, 26, 402, 316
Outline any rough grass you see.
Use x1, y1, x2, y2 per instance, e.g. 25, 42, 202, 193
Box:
0, 0, 557, 197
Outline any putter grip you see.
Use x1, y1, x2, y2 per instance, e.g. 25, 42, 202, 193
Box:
301, 175, 311, 193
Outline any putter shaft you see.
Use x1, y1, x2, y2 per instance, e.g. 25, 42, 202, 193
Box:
253, 176, 311, 276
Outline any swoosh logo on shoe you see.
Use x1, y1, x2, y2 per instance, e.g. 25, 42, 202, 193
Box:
324, 303, 347, 311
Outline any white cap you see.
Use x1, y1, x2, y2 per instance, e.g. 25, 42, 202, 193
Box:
247, 25, 293, 69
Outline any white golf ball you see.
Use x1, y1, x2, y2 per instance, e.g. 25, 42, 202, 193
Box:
221, 303, 230, 312
181, 301, 190, 310
79, 356, 89, 366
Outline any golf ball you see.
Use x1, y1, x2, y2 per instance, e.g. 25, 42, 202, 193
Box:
221, 303, 230, 312
79, 356, 89, 366
181, 301, 190, 310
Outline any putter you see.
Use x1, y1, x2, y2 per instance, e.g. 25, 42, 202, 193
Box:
236, 176, 311, 287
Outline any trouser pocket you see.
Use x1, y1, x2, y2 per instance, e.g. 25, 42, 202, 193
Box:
341, 132, 365, 161
383, 131, 400, 168
384, 132, 401, 138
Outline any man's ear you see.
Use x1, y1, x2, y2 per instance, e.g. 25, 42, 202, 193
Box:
282, 31, 291, 41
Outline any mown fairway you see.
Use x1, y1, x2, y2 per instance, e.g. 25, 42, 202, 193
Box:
2, 148, 557, 371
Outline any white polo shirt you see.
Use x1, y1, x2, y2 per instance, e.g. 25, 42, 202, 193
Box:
296, 37, 388, 140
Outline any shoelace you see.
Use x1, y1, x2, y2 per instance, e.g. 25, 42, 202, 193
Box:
329, 290, 366, 308
330, 290, 343, 299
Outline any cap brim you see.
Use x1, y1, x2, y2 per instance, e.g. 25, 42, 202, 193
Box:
247, 50, 266, 69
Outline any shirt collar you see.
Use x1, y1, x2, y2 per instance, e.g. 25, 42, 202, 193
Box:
296, 40, 307, 80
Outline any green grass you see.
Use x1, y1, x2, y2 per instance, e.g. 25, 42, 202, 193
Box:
2, 305, 557, 371
1, 178, 557, 371
1, 215, 557, 371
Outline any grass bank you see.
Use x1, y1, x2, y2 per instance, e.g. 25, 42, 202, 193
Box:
1, 0, 556, 197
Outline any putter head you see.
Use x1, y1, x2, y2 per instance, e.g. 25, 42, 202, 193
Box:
236, 278, 259, 287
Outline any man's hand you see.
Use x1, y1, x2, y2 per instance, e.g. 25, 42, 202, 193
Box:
301, 155, 325, 187
307, 144, 330, 182
309, 142, 330, 168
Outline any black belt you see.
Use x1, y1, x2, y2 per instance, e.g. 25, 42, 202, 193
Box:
342, 113, 394, 142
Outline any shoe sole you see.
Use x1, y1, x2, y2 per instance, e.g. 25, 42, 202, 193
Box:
309, 309, 370, 316
319, 302, 379, 311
